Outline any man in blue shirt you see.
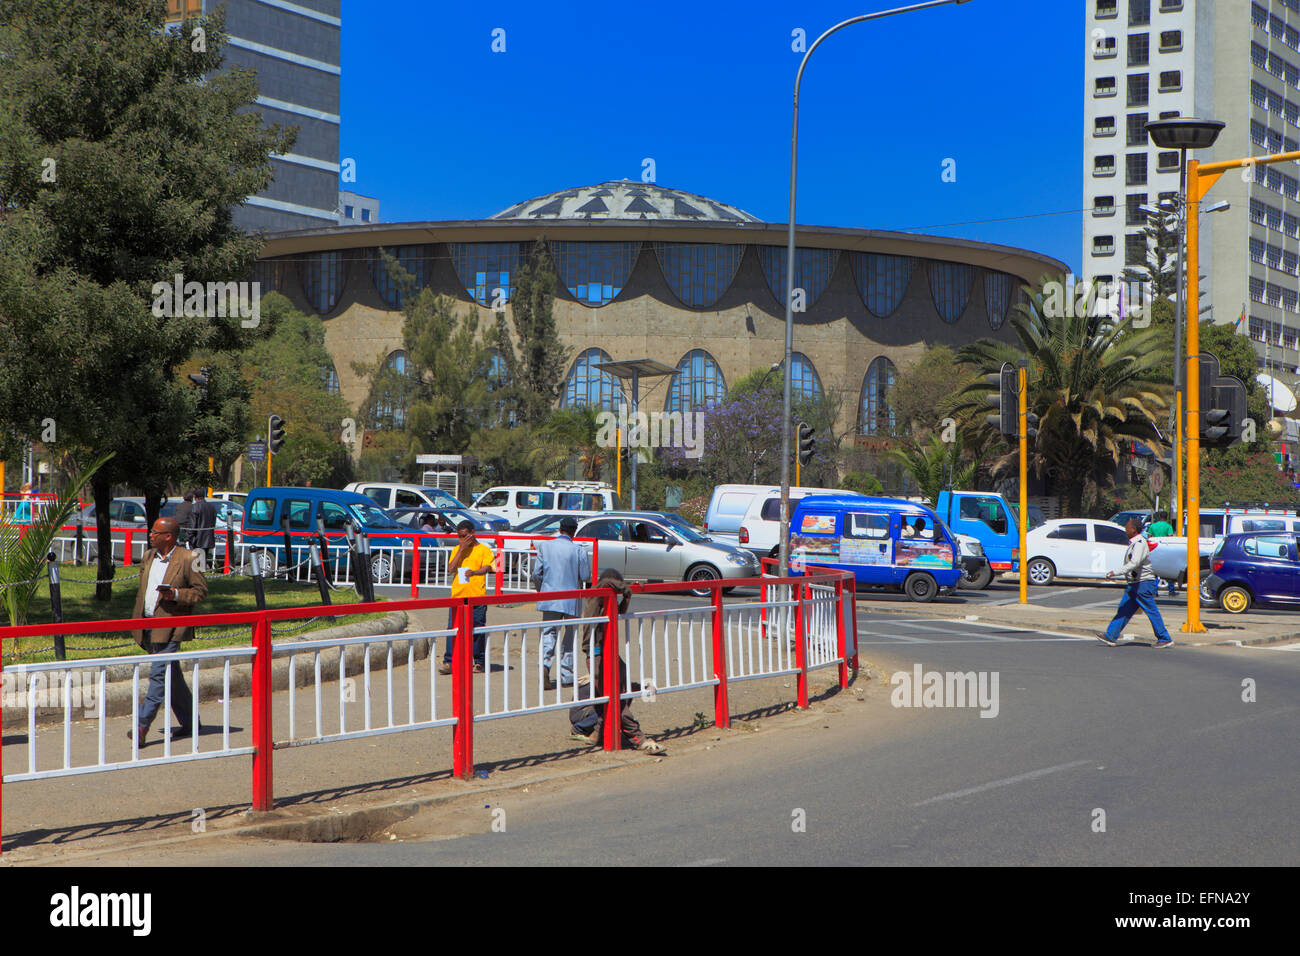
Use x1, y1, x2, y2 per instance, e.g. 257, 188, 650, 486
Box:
532, 517, 591, 690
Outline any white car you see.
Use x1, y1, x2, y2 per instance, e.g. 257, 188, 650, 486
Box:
731, 485, 856, 557
1024, 519, 1133, 585
474, 481, 621, 526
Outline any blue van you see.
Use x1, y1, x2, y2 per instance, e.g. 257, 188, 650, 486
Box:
789, 495, 961, 602
241, 487, 421, 583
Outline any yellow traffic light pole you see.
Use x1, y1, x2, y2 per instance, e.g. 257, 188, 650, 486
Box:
1182, 147, 1300, 631
1018, 364, 1029, 605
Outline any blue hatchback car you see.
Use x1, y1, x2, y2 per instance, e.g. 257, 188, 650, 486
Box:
1201, 531, 1300, 614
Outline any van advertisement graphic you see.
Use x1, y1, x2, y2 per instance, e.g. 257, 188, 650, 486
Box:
895, 538, 953, 569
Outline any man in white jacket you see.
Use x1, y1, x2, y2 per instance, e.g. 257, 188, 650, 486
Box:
1099, 519, 1173, 648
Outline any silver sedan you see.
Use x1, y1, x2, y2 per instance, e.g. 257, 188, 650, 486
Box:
574, 512, 760, 595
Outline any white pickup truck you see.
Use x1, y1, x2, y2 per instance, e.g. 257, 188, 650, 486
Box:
1145, 535, 1219, 583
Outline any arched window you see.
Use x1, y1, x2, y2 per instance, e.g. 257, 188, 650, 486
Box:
666, 349, 726, 413
653, 242, 744, 308
299, 250, 347, 314
551, 241, 640, 306
787, 352, 823, 402
984, 270, 1019, 331
368, 245, 429, 309
371, 349, 411, 429
254, 257, 290, 295
321, 363, 340, 395
448, 242, 526, 307
758, 247, 838, 310
851, 253, 917, 318
859, 357, 898, 436
562, 348, 625, 411
928, 262, 978, 324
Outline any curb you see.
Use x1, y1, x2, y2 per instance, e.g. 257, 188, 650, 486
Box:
2, 611, 411, 728
855, 601, 1300, 648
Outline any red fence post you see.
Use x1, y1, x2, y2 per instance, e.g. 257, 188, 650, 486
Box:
451, 601, 474, 779
251, 611, 274, 811
835, 578, 848, 689
849, 580, 859, 673
711, 582, 731, 728
601, 590, 622, 751
759, 561, 768, 638
793, 580, 809, 709
410, 535, 420, 599
223, 527, 232, 575
123, 529, 133, 566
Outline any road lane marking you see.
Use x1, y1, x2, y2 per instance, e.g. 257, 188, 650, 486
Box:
1189, 705, 1298, 735
912, 759, 1094, 807
857, 638, 1084, 645
890, 620, 1014, 641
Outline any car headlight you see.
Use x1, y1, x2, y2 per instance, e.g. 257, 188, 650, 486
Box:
970, 541, 984, 556
726, 553, 750, 565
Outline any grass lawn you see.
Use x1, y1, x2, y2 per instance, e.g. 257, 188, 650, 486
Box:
4, 563, 390, 664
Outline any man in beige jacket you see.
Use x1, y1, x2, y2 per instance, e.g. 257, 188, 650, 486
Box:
129, 517, 209, 744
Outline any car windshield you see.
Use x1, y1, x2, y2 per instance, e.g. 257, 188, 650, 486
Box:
658, 514, 708, 543
425, 488, 465, 509
349, 502, 405, 529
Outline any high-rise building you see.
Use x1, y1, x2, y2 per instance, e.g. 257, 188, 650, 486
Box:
165, 0, 341, 233
1084, 0, 1300, 384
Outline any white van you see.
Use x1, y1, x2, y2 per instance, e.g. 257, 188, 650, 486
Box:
344, 481, 468, 511
474, 481, 622, 528
705, 484, 845, 554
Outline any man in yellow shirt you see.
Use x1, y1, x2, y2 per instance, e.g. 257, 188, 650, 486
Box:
439, 520, 495, 674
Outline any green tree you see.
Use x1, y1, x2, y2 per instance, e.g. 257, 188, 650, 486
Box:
0, 1, 294, 599
531, 406, 612, 482
887, 435, 976, 506
888, 345, 974, 449
489, 239, 568, 425
953, 276, 1173, 515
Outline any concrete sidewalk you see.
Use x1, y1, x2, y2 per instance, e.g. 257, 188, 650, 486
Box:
0, 596, 854, 863
861, 591, 1300, 647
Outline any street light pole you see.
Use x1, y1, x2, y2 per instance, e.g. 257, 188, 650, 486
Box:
778, 0, 974, 578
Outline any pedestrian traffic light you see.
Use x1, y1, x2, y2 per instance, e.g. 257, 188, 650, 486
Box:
798, 422, 815, 465
1196, 353, 1247, 448
268, 414, 286, 454
984, 368, 1017, 436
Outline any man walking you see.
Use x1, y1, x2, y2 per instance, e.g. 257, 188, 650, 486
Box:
130, 517, 209, 744
1146, 511, 1177, 596
532, 516, 590, 690
439, 520, 495, 675
189, 489, 217, 570
1099, 519, 1173, 648
173, 491, 194, 547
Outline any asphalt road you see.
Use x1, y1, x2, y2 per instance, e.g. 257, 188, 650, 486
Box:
96, 614, 1300, 867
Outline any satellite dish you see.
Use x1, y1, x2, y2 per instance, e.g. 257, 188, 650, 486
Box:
1256, 373, 1298, 414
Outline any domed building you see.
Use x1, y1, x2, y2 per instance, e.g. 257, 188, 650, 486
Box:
255, 181, 1067, 439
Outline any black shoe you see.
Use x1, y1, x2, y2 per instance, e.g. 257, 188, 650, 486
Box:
126, 725, 147, 744
170, 722, 203, 739
542, 671, 556, 691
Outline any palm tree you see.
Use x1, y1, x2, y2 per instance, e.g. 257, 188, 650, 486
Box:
887, 435, 976, 506
951, 276, 1172, 515
530, 406, 612, 481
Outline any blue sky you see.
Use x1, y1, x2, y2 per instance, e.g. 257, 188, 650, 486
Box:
340, 0, 1082, 271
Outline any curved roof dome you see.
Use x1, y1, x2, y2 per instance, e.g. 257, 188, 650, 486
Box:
490, 181, 763, 224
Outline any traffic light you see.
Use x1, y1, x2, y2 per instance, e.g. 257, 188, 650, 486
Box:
188, 365, 213, 401
984, 368, 1017, 436
268, 414, 286, 454
798, 422, 816, 465
1196, 353, 1247, 447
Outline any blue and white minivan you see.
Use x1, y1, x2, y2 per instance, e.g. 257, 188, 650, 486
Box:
789, 495, 961, 602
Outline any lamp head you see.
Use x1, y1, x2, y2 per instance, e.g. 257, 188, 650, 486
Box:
1144, 118, 1225, 150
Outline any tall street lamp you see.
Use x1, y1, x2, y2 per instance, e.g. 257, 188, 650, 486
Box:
1143, 118, 1224, 540
778, 0, 975, 577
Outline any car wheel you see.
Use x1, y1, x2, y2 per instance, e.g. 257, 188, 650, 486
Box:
371, 553, 393, 585
904, 572, 938, 603
252, 548, 276, 577
1199, 579, 1214, 603
959, 564, 993, 590
1218, 585, 1251, 614
1026, 557, 1055, 586
686, 564, 720, 597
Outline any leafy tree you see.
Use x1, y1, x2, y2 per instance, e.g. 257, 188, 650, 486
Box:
489, 239, 568, 425
953, 276, 1173, 515
181, 353, 253, 488
0, 0, 294, 599
839, 471, 884, 496
531, 406, 612, 482
888, 345, 974, 449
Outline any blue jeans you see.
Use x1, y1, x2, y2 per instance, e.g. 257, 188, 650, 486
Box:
540, 611, 577, 685
139, 638, 195, 732
1105, 580, 1171, 642
443, 605, 487, 666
